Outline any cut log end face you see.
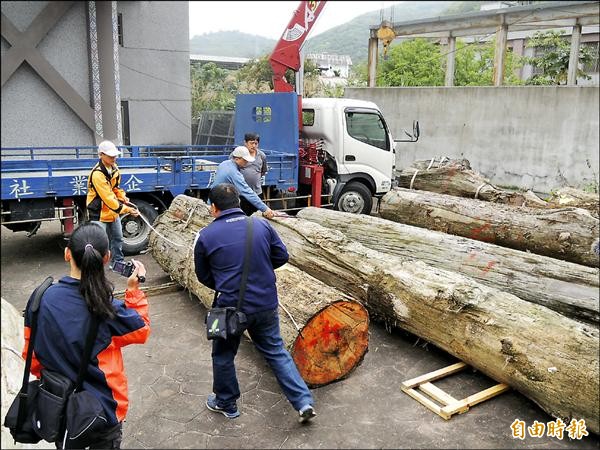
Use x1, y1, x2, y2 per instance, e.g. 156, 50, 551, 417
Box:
292, 301, 369, 387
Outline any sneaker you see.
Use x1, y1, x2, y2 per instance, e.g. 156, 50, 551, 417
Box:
298, 405, 316, 424
206, 394, 240, 419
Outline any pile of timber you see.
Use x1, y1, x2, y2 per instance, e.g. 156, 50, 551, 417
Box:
148, 195, 369, 387
297, 207, 599, 324
395, 157, 548, 208
265, 212, 599, 434
148, 195, 599, 431
379, 188, 600, 268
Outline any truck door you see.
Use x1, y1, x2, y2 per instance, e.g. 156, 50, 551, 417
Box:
341, 108, 394, 193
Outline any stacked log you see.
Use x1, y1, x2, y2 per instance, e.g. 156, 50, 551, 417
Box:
266, 214, 600, 433
396, 157, 548, 208
297, 207, 599, 324
379, 188, 600, 268
148, 195, 369, 387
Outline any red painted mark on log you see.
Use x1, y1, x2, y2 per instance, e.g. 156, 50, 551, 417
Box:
481, 260, 497, 274
469, 222, 495, 242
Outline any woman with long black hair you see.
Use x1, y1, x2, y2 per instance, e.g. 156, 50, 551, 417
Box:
22, 223, 151, 448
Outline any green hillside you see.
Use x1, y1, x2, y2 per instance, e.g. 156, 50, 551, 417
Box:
189, 1, 489, 64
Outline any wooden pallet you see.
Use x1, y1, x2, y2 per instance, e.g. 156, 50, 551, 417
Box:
401, 362, 510, 420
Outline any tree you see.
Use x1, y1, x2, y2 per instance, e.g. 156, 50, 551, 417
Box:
235, 56, 274, 93
190, 63, 236, 117
453, 39, 522, 86
524, 30, 593, 85
376, 37, 522, 87
378, 39, 445, 87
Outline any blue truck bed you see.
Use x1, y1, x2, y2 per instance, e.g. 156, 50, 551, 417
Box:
1, 145, 298, 201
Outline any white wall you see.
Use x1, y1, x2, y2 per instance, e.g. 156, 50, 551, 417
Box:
346, 86, 600, 194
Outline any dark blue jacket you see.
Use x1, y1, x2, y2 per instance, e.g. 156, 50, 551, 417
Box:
194, 208, 289, 314
23, 276, 150, 426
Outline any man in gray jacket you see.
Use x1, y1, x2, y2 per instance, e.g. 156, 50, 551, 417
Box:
234, 132, 268, 216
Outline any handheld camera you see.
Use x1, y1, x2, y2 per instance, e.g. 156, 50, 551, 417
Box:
112, 260, 146, 283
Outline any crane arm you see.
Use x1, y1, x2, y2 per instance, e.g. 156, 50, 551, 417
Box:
270, 0, 327, 93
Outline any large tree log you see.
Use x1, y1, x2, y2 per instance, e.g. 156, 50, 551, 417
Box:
267, 214, 600, 433
379, 188, 600, 268
148, 195, 369, 387
297, 207, 599, 324
396, 158, 548, 208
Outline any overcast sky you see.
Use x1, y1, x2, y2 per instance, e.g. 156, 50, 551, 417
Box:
189, 1, 403, 40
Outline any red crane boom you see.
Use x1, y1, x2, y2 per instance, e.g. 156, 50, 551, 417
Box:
269, 1, 327, 93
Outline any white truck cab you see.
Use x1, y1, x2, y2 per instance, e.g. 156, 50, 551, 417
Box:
301, 98, 396, 214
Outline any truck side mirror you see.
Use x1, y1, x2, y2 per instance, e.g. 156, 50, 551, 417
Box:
394, 120, 420, 143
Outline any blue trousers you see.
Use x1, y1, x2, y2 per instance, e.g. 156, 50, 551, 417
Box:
212, 308, 313, 412
91, 218, 124, 265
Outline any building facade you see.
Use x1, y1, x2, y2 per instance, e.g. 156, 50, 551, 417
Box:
1, 1, 191, 147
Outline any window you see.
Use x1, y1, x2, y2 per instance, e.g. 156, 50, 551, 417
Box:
302, 109, 315, 127
345, 110, 389, 151
252, 106, 271, 123
121, 101, 130, 145
117, 13, 123, 46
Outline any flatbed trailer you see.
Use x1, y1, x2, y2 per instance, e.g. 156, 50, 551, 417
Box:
1, 145, 298, 253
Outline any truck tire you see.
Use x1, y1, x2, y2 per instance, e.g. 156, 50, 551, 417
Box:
121, 199, 158, 255
335, 182, 372, 215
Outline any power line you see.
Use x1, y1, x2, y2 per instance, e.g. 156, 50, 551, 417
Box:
159, 101, 191, 130
120, 62, 190, 90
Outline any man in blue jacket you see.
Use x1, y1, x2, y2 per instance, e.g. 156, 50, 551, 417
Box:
212, 146, 274, 219
194, 183, 316, 423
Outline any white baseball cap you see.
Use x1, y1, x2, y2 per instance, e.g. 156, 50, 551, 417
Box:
231, 146, 255, 162
98, 140, 121, 157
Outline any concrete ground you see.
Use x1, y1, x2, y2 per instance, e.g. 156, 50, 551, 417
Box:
1, 221, 598, 449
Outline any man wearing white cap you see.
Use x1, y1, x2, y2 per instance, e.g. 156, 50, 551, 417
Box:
86, 140, 139, 268
212, 146, 274, 219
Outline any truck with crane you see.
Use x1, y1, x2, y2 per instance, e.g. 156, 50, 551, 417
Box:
0, 0, 418, 253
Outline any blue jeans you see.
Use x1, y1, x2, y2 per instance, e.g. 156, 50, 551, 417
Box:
211, 308, 313, 412
91, 218, 124, 265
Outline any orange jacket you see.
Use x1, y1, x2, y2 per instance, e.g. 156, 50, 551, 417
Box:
23, 278, 150, 425
86, 160, 135, 222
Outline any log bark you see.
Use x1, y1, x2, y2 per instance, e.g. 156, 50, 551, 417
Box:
148, 195, 369, 387
297, 207, 599, 324
379, 188, 600, 268
396, 158, 548, 208
267, 214, 600, 433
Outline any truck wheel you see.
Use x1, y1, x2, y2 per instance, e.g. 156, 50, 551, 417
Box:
335, 182, 372, 215
121, 199, 158, 255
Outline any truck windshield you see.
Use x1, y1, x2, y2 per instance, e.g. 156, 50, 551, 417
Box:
345, 111, 389, 151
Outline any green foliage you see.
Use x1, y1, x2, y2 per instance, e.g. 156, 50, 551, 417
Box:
191, 63, 236, 117
581, 182, 599, 194
378, 39, 444, 86
347, 62, 369, 87
453, 39, 522, 86
524, 30, 593, 85
377, 38, 522, 87
191, 57, 345, 117
235, 56, 274, 93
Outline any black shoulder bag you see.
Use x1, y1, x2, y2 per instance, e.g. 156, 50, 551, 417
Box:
206, 217, 253, 340
32, 306, 108, 448
3, 276, 53, 444
60, 314, 108, 449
